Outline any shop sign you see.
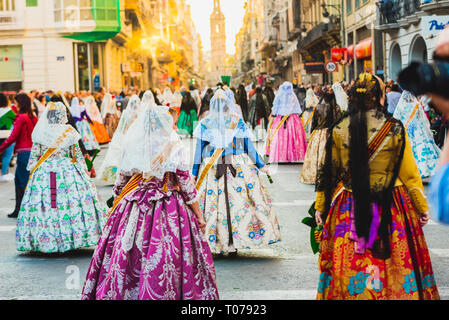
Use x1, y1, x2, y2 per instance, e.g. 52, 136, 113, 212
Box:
422, 16, 449, 37
305, 62, 324, 74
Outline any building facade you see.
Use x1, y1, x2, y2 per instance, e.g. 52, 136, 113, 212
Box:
377, 0, 449, 81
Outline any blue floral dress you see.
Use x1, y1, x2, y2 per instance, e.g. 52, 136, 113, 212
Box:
393, 93, 440, 178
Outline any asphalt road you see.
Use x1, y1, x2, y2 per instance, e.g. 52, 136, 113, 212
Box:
1, 139, 449, 300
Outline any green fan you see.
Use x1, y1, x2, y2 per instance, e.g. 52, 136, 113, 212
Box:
84, 149, 100, 172
301, 201, 323, 254
0, 110, 16, 130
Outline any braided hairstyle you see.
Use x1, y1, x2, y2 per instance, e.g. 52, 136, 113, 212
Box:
318, 73, 404, 259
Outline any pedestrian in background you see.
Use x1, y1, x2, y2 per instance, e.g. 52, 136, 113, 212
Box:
0, 93, 16, 183
387, 83, 402, 115
0, 93, 38, 218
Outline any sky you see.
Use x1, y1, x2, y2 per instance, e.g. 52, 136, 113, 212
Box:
185, 0, 246, 55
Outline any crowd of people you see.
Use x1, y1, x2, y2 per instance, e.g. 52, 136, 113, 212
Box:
2, 30, 449, 300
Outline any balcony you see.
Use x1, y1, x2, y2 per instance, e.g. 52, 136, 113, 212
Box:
299, 15, 341, 52
421, 0, 449, 14
0, 10, 23, 30
376, 0, 423, 31
54, 0, 121, 42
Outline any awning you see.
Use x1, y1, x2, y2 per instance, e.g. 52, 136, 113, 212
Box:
355, 38, 372, 59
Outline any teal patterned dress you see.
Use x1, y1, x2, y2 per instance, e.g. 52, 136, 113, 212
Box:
16, 142, 108, 253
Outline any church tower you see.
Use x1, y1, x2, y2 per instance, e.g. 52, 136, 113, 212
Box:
210, 0, 226, 84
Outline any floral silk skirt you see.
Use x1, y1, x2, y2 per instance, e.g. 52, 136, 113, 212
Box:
317, 186, 440, 300
81, 188, 219, 300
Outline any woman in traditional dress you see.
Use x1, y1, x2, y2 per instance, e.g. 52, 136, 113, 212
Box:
161, 87, 174, 107
70, 97, 100, 154
302, 88, 320, 139
84, 96, 110, 144
393, 91, 440, 178
16, 102, 107, 253
331, 82, 348, 113
314, 73, 439, 300
101, 93, 120, 138
177, 91, 199, 137
97, 95, 142, 185
300, 92, 341, 185
193, 89, 281, 256
81, 101, 219, 300
248, 87, 271, 142
265, 81, 307, 163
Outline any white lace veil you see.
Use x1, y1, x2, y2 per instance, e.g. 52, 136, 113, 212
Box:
394, 91, 432, 129
85, 96, 103, 123
332, 82, 348, 111
193, 89, 253, 149
141, 91, 156, 110
97, 95, 142, 182
119, 101, 188, 180
32, 102, 80, 149
70, 97, 82, 119
272, 82, 302, 116
305, 88, 319, 109
101, 93, 119, 120
223, 87, 243, 118
172, 91, 183, 108
161, 88, 174, 106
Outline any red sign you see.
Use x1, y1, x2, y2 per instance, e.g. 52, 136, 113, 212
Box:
331, 48, 346, 62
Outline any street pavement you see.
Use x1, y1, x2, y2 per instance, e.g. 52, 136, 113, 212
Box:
1, 138, 449, 300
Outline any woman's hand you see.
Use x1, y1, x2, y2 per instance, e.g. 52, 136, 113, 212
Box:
260, 165, 270, 176
420, 211, 430, 227
315, 210, 324, 226
197, 216, 206, 233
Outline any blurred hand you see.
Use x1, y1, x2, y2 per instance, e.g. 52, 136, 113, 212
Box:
315, 211, 323, 226
429, 94, 449, 116
197, 217, 206, 233
420, 211, 430, 227
260, 166, 270, 176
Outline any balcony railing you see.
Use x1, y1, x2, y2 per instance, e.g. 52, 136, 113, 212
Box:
377, 0, 421, 26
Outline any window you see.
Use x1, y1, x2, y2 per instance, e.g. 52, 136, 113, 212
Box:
346, 0, 352, 14
0, 0, 15, 11
355, 0, 360, 9
26, 0, 37, 7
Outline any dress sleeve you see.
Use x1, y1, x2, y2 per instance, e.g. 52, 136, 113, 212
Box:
192, 138, 205, 177
398, 133, 429, 214
176, 169, 199, 204
244, 137, 265, 169
26, 143, 42, 171
113, 171, 133, 197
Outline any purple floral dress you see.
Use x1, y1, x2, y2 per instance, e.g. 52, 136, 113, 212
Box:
81, 170, 219, 300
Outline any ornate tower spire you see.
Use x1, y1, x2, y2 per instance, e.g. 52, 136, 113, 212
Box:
210, 0, 226, 83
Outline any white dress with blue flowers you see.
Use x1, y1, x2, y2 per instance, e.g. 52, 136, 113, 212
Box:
197, 153, 281, 254
393, 92, 440, 178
